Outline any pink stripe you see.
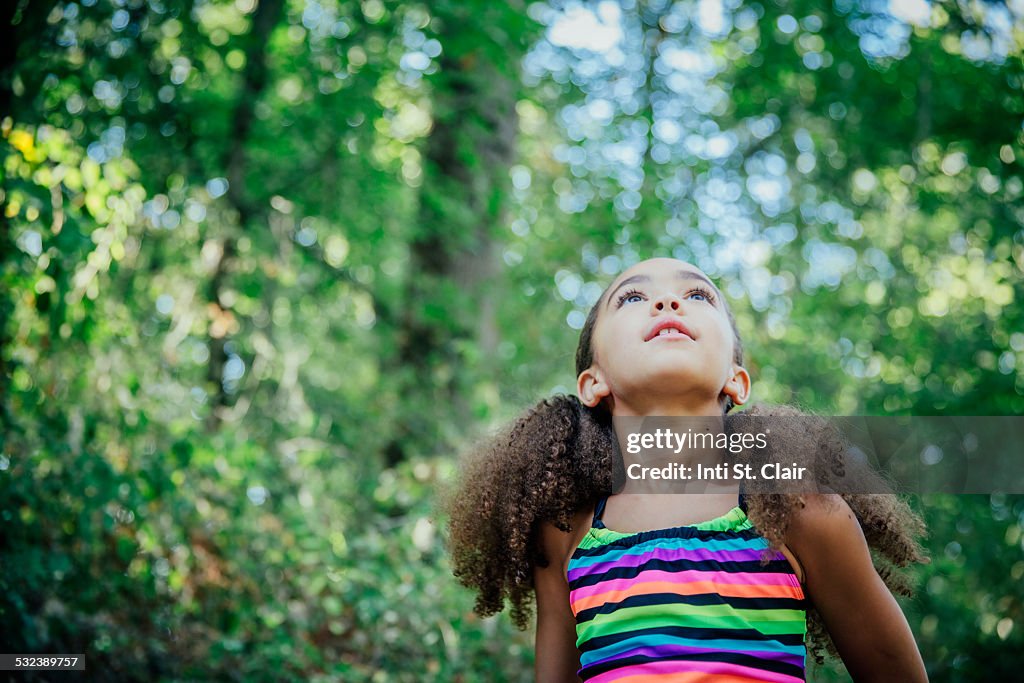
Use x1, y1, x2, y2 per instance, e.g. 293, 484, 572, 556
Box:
586, 658, 805, 683
588, 643, 804, 670
570, 569, 799, 603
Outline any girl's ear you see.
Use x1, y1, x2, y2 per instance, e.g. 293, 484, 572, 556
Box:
577, 366, 610, 408
722, 365, 752, 407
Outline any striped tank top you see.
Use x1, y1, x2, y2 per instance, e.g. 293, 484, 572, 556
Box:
567, 495, 807, 682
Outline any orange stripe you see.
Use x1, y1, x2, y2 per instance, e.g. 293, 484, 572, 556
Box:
572, 579, 803, 612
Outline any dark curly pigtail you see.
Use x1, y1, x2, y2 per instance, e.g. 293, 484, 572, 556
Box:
727, 404, 929, 664
443, 395, 615, 628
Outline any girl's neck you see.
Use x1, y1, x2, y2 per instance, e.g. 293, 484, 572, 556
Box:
606, 413, 737, 493
602, 397, 733, 493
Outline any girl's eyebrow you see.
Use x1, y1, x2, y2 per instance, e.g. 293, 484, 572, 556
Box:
605, 275, 650, 308
605, 270, 720, 308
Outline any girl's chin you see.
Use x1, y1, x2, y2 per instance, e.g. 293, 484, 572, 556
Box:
639, 358, 720, 378
615, 371, 720, 396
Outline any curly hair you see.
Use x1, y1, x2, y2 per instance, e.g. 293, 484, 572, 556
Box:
443, 273, 928, 665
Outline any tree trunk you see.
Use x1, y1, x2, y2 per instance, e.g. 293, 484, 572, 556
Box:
386, 3, 528, 465
205, 0, 283, 431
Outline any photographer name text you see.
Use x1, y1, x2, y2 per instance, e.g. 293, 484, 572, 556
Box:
626, 462, 808, 481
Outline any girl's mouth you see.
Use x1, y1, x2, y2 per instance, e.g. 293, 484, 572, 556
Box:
645, 319, 695, 341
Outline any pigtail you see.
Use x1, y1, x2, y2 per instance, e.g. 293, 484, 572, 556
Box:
727, 404, 929, 665
443, 395, 615, 629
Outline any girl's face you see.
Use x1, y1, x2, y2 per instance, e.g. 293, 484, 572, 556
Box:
577, 257, 750, 416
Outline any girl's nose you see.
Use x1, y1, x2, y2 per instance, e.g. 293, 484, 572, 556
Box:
653, 293, 681, 312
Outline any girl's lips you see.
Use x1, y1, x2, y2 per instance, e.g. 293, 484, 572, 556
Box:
645, 318, 695, 341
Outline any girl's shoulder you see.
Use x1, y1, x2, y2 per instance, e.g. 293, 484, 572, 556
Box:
537, 506, 596, 580
786, 492, 854, 533
784, 493, 863, 577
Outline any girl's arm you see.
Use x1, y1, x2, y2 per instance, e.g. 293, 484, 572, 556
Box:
786, 494, 928, 683
534, 521, 583, 683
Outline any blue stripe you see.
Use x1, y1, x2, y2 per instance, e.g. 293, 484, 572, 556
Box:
581, 633, 806, 667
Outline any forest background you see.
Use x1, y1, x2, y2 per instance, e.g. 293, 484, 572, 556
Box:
2, 0, 1023, 680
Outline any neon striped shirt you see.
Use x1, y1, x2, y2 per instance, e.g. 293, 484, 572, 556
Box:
567, 495, 807, 682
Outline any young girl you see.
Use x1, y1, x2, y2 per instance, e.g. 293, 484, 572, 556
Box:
446, 257, 929, 682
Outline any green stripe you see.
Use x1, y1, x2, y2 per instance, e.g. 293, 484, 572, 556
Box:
579, 606, 807, 640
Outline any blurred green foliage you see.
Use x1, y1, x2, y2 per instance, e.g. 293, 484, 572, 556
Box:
1, 0, 1022, 680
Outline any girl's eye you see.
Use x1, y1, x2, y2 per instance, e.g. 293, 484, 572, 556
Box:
616, 289, 645, 307
685, 287, 717, 304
